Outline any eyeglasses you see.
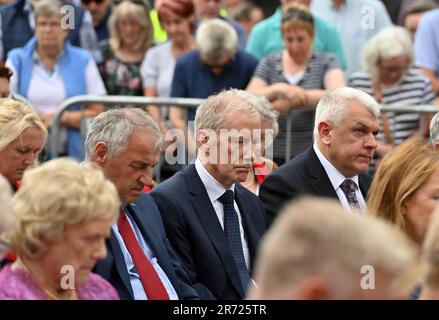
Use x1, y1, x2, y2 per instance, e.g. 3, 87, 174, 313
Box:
379, 65, 407, 75
81, 0, 105, 5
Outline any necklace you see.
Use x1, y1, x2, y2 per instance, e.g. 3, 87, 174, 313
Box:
17, 258, 77, 300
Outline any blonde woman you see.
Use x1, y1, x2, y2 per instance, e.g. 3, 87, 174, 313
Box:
367, 137, 439, 246
0, 98, 47, 191
99, 1, 154, 96
0, 158, 120, 300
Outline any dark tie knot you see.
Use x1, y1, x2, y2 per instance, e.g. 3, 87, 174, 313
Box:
218, 190, 235, 206
340, 179, 357, 193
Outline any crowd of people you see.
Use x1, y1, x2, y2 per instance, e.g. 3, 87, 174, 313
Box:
1, 0, 439, 300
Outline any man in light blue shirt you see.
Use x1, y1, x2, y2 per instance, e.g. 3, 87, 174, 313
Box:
245, 0, 347, 69
414, 8, 439, 96
310, 0, 392, 76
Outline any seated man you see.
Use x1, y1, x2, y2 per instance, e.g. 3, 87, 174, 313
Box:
259, 87, 380, 226
248, 197, 419, 300
151, 89, 266, 299
86, 108, 199, 300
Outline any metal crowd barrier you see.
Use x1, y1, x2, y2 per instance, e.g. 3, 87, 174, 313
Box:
49, 95, 204, 158
50, 96, 439, 176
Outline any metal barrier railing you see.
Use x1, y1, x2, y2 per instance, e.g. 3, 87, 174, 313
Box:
49, 95, 204, 158
50, 96, 439, 171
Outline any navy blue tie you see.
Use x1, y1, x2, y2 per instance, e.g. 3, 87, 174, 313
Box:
218, 190, 251, 294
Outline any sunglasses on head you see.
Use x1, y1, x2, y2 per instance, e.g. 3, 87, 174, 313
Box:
81, 0, 105, 5
113, 0, 147, 7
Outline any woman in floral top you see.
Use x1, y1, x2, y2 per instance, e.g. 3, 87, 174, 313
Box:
98, 1, 153, 96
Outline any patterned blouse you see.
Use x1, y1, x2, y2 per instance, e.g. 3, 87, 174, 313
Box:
98, 41, 146, 96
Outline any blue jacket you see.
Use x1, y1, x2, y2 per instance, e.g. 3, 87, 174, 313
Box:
8, 37, 92, 160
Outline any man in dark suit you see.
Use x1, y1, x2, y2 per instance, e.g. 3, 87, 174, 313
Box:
85, 108, 199, 300
151, 90, 266, 299
259, 87, 380, 227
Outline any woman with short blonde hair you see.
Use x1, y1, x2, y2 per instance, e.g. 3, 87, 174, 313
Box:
0, 158, 120, 300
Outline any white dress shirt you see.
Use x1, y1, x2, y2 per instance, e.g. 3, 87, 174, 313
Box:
195, 158, 250, 269
313, 144, 367, 212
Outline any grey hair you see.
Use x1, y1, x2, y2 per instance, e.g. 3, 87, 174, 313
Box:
313, 87, 380, 141
85, 107, 163, 160
34, 0, 64, 20
0, 174, 14, 256
195, 89, 260, 133
248, 93, 279, 137
195, 18, 238, 61
362, 26, 414, 81
429, 112, 439, 144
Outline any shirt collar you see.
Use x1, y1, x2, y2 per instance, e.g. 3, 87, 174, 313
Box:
195, 158, 235, 203
313, 143, 359, 190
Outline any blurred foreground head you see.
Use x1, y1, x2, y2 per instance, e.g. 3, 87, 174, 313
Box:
249, 197, 419, 300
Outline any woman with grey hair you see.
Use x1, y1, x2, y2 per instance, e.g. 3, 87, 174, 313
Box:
6, 0, 106, 161
241, 93, 279, 195
98, 0, 154, 96
349, 25, 435, 173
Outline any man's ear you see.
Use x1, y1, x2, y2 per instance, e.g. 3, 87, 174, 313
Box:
296, 276, 329, 300
93, 142, 109, 165
196, 129, 210, 149
318, 121, 332, 146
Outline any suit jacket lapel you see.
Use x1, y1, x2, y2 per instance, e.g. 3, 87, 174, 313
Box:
184, 165, 245, 298
306, 147, 339, 199
108, 230, 134, 298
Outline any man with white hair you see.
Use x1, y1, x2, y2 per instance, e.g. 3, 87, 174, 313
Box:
86, 108, 199, 300
429, 111, 439, 150
248, 197, 418, 300
151, 89, 266, 299
259, 87, 380, 226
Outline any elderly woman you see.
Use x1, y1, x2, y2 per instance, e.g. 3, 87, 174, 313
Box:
98, 0, 154, 96
0, 99, 47, 191
246, 3, 345, 165
0, 158, 120, 300
241, 93, 279, 195
367, 137, 439, 247
349, 26, 435, 171
6, 0, 106, 161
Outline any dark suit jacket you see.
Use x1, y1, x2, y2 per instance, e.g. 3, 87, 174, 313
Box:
150, 164, 266, 300
94, 193, 199, 300
259, 147, 372, 227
